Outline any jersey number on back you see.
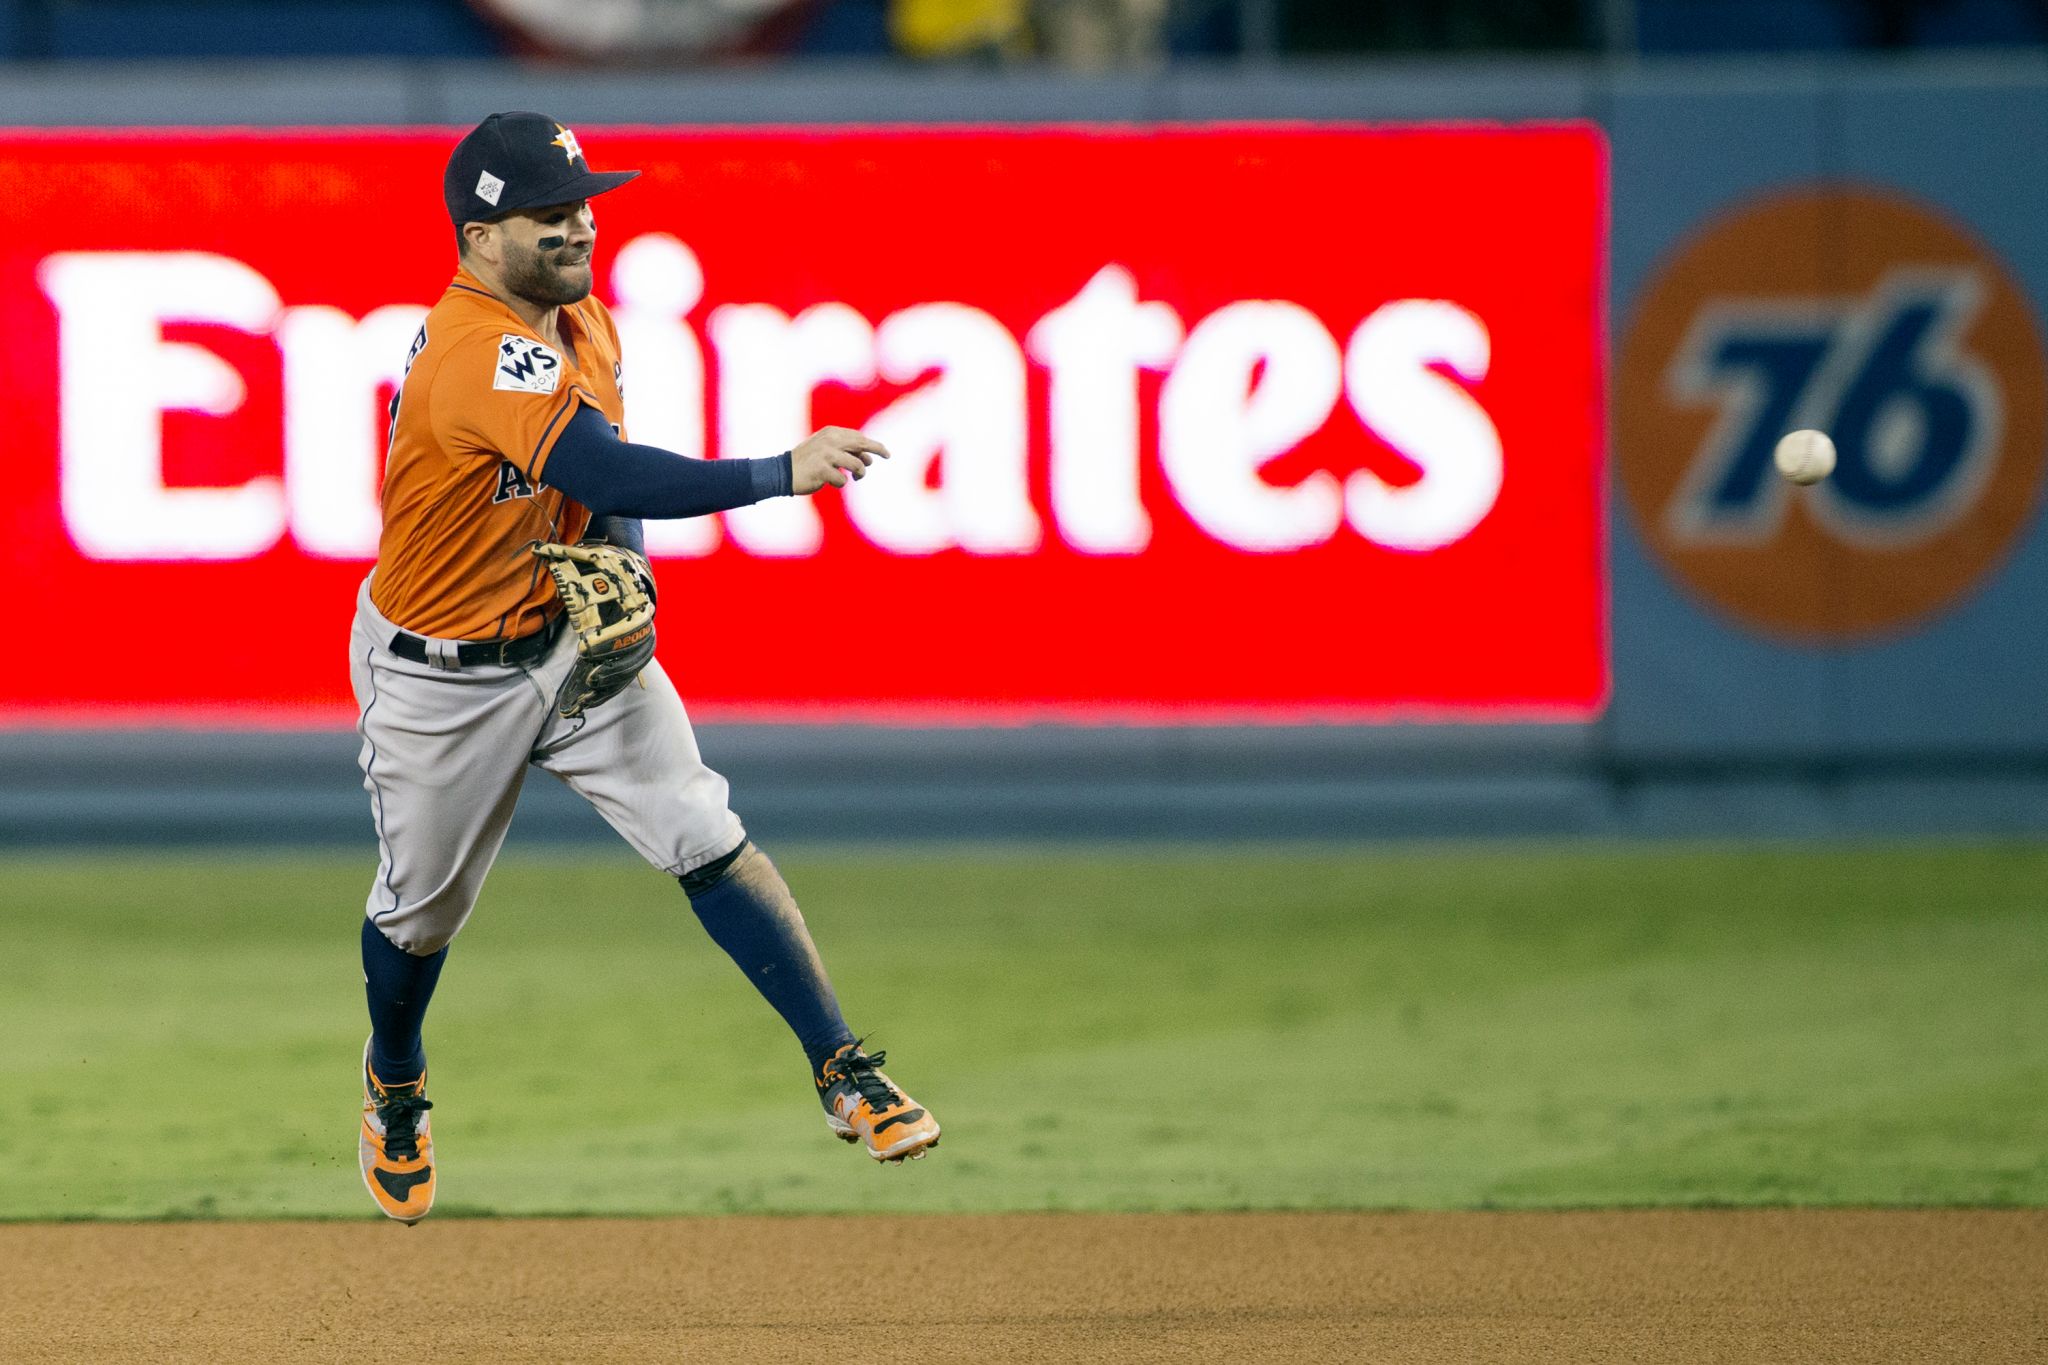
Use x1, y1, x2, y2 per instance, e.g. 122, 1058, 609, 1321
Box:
385, 323, 431, 454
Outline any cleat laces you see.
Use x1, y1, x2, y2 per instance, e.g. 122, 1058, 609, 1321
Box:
828, 1049, 903, 1113
376, 1091, 433, 1161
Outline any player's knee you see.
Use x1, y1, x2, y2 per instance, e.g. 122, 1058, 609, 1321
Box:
406, 929, 457, 956
678, 840, 751, 898
366, 913, 457, 957
396, 926, 457, 955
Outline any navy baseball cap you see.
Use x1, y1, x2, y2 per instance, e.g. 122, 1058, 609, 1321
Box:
444, 111, 639, 226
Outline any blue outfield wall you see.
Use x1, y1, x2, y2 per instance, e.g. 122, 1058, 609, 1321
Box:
1604, 66, 2048, 764
2, 55, 2046, 842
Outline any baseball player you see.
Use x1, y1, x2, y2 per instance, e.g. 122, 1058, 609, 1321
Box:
352, 111, 940, 1224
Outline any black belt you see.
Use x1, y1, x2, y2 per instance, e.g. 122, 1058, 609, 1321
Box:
388, 618, 560, 670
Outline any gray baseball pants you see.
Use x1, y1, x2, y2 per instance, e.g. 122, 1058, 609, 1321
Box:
349, 575, 746, 954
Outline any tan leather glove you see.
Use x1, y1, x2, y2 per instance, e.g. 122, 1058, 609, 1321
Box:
530, 540, 657, 718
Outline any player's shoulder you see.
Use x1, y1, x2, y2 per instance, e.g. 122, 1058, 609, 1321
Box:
416, 280, 550, 387
423, 274, 514, 346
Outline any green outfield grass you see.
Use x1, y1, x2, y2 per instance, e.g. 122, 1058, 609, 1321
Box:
3, 843, 2045, 1219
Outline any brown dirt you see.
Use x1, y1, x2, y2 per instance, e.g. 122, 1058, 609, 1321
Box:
2, 1211, 2042, 1363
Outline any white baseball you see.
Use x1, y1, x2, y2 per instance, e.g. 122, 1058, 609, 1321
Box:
1774, 428, 1836, 486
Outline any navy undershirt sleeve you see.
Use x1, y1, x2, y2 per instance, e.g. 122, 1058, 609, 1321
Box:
585, 514, 645, 556
543, 403, 792, 519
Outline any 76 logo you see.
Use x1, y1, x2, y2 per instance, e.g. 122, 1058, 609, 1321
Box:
1663, 268, 2000, 547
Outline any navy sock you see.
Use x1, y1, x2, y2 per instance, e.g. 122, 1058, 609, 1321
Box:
680, 844, 856, 1076
361, 917, 446, 1087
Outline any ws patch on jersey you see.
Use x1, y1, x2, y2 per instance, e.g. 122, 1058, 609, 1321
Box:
494, 334, 561, 395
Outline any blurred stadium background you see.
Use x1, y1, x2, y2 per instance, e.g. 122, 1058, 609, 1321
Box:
4, 0, 2048, 1244
6, 1, 2048, 845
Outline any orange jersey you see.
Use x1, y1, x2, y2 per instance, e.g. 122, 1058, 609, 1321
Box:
370, 267, 627, 641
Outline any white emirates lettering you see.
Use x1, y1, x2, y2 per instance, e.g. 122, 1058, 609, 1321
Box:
37, 240, 1509, 561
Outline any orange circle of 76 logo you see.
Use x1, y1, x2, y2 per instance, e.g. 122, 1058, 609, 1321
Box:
1614, 185, 2047, 642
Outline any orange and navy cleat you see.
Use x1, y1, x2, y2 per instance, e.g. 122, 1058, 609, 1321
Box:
359, 1038, 436, 1223
817, 1042, 941, 1163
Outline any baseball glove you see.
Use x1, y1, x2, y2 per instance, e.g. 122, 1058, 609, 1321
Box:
530, 539, 657, 718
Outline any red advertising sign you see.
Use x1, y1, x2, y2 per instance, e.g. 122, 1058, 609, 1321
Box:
0, 126, 1606, 725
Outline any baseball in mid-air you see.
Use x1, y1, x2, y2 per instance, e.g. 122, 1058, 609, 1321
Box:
1774, 428, 1837, 485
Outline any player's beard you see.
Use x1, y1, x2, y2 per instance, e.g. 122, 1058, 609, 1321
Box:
503, 239, 593, 309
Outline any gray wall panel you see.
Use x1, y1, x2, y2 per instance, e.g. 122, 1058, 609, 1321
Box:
429, 66, 1170, 127
0, 61, 433, 124
12, 725, 2048, 845
0, 723, 1606, 847
1604, 78, 1834, 760
0, 57, 1606, 128
1603, 62, 2048, 763
1153, 59, 1595, 120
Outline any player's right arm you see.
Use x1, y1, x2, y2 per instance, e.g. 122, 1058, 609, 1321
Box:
541, 408, 890, 518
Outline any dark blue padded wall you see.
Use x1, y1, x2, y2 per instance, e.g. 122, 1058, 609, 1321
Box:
3, 0, 501, 59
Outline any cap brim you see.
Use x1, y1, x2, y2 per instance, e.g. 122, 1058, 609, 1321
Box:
497, 168, 641, 216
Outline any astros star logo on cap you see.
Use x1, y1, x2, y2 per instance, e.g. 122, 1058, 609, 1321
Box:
443, 112, 641, 227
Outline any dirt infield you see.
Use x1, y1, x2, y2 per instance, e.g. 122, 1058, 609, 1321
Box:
3, 1211, 2041, 1363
